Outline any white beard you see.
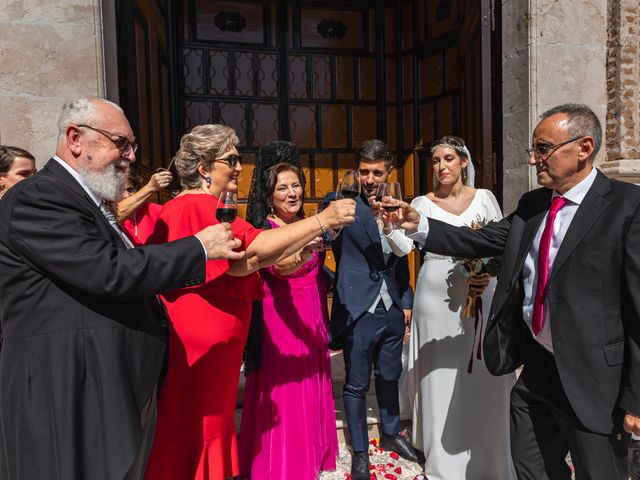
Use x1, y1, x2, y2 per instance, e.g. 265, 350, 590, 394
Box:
78, 159, 128, 202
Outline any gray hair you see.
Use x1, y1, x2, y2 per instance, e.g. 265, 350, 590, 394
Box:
356, 139, 393, 169
57, 98, 124, 137
174, 124, 239, 189
540, 103, 602, 162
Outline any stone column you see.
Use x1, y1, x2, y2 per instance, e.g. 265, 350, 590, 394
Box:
0, 1, 108, 164
600, 0, 640, 183
501, 0, 608, 212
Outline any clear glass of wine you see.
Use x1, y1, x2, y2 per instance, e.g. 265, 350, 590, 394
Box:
379, 182, 402, 222
216, 191, 238, 223
338, 170, 361, 200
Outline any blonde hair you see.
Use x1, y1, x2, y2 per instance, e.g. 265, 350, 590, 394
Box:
173, 124, 239, 189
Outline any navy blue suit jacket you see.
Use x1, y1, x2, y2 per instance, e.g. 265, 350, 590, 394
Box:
323, 192, 413, 347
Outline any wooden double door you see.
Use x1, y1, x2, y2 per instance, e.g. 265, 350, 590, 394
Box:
116, 0, 501, 210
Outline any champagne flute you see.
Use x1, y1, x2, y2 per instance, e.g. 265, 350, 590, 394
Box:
216, 191, 238, 223
338, 170, 361, 199
380, 182, 402, 226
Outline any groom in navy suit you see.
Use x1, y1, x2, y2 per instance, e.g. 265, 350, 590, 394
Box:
324, 140, 421, 479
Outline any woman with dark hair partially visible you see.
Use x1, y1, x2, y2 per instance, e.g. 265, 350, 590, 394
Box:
144, 129, 354, 480
239, 145, 338, 479
0, 146, 36, 199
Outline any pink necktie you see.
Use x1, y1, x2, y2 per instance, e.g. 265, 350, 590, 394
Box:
532, 196, 568, 335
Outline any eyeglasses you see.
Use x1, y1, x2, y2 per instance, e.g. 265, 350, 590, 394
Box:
213, 154, 242, 168
77, 124, 139, 154
526, 136, 583, 161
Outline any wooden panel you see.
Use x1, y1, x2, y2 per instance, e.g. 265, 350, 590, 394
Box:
312, 56, 332, 99
321, 105, 347, 148
420, 53, 443, 98
420, 101, 435, 143
251, 104, 279, 147
427, 0, 458, 40
352, 106, 377, 146
402, 3, 412, 50
403, 55, 413, 100
446, 46, 459, 90
184, 48, 204, 94
437, 95, 455, 137
184, 101, 213, 131
290, 105, 317, 148
403, 104, 414, 149
288, 55, 308, 99
195, 0, 265, 45
218, 102, 247, 145
299, 154, 312, 198
299, 8, 366, 50
234, 51, 254, 96
208, 50, 229, 95
386, 106, 397, 148
258, 53, 278, 97
385, 57, 396, 102
359, 57, 376, 101
336, 56, 354, 100
314, 153, 334, 198
384, 7, 395, 54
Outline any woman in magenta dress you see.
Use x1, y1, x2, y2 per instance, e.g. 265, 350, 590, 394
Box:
145, 127, 355, 480
239, 146, 338, 479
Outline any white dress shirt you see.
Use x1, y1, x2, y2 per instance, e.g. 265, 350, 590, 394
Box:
522, 167, 597, 352
408, 167, 599, 353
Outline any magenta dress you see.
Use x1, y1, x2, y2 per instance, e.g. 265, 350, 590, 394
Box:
238, 222, 338, 480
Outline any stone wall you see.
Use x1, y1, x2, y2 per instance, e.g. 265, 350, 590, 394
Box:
501, 0, 608, 212
600, 0, 640, 182
0, 1, 107, 165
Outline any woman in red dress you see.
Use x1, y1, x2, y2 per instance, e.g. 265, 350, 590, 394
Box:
144, 124, 355, 480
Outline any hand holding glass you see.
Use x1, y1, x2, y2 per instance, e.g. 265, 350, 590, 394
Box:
380, 182, 402, 226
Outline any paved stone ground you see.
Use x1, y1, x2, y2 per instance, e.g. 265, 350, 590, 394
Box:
319, 441, 425, 480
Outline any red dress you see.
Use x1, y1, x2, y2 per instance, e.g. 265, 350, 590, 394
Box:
122, 202, 163, 246
145, 193, 263, 480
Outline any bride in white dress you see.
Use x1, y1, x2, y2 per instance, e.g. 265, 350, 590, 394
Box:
385, 136, 516, 480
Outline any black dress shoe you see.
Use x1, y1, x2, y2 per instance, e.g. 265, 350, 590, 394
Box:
380, 432, 426, 464
630, 440, 640, 480
350, 451, 370, 480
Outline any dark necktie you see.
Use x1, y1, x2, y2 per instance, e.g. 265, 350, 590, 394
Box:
532, 196, 568, 335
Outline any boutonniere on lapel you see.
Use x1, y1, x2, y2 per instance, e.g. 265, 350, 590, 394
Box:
454, 214, 501, 373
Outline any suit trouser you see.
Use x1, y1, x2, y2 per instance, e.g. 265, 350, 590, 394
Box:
124, 387, 158, 480
342, 301, 405, 452
510, 344, 629, 480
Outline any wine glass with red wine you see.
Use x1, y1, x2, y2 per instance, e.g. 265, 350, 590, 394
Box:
216, 191, 238, 223
380, 182, 402, 218
338, 170, 361, 199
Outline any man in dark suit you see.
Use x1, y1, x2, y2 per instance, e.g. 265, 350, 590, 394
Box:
395, 103, 640, 479
0, 98, 244, 480
324, 140, 420, 479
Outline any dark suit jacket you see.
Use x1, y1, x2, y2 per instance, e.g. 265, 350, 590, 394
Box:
323, 192, 413, 347
422, 171, 640, 434
0, 159, 206, 479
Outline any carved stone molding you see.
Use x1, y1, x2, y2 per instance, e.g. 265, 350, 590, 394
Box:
214, 11, 246, 33
604, 0, 640, 184
317, 19, 347, 40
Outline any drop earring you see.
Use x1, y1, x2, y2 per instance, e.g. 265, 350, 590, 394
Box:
205, 176, 212, 187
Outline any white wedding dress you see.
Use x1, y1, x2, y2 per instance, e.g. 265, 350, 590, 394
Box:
389, 189, 516, 480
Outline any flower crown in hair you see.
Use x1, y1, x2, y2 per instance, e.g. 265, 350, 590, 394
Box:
430, 142, 467, 155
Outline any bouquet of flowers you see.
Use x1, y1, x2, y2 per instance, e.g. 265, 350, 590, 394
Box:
455, 215, 501, 372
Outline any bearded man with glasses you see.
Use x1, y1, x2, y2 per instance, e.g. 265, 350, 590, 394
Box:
395, 103, 640, 479
0, 97, 247, 480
